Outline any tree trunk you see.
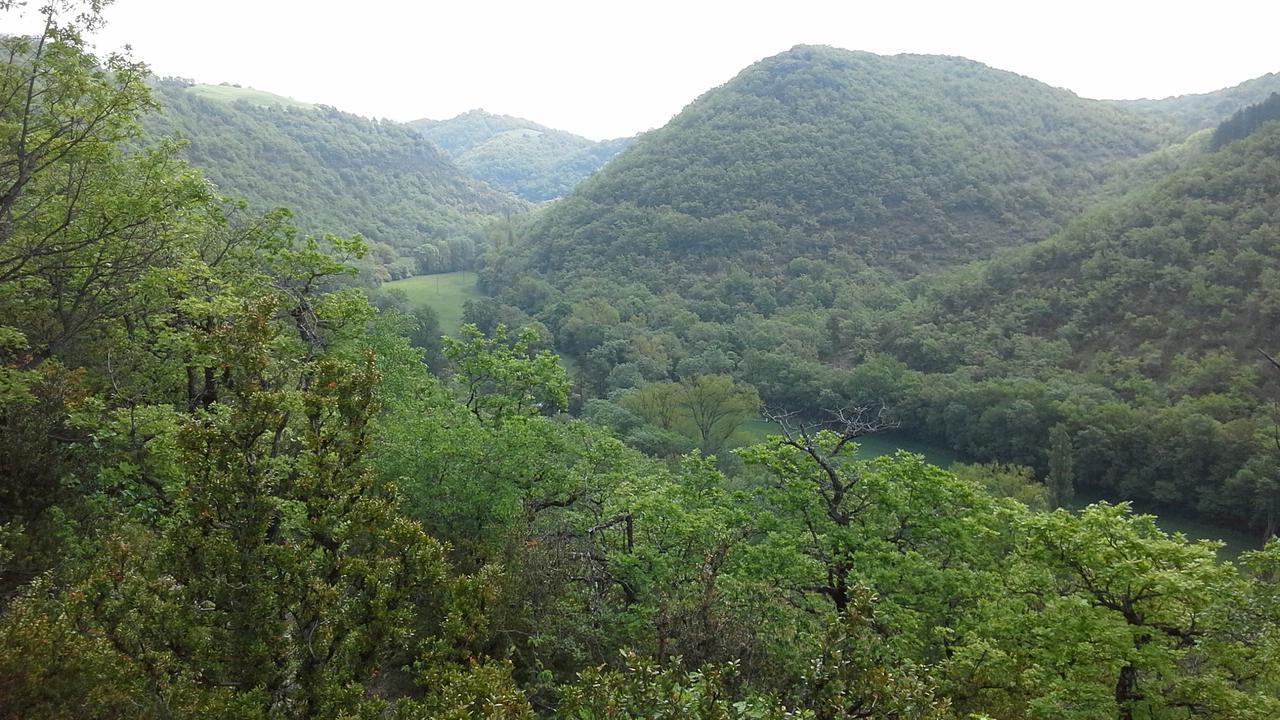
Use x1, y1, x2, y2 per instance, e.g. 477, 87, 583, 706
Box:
1114, 663, 1138, 720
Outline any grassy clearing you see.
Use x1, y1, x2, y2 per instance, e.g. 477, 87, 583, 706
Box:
383, 271, 484, 335
188, 84, 314, 109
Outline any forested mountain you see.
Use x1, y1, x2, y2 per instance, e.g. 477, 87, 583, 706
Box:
148, 80, 527, 279
1115, 71, 1280, 134
410, 110, 633, 201
477, 46, 1280, 535
499, 45, 1173, 287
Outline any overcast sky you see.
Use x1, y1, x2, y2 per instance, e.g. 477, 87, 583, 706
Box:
18, 0, 1280, 139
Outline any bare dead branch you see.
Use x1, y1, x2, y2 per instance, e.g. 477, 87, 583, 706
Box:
1260, 348, 1280, 372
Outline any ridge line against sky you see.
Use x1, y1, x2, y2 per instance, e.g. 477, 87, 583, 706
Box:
9, 0, 1279, 140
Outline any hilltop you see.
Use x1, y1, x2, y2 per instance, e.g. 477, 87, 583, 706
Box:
500, 45, 1174, 288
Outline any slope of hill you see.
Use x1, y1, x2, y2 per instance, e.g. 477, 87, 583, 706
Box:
410, 110, 632, 201
502, 45, 1173, 287
148, 80, 527, 279
850, 118, 1280, 529
884, 116, 1280, 384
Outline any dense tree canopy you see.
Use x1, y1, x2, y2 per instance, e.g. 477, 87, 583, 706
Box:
4, 5, 1280, 718
1211, 92, 1280, 149
498, 44, 1174, 290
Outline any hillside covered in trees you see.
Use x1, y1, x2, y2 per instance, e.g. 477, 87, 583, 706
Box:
478, 47, 1280, 536
410, 110, 633, 202
841, 117, 1280, 533
147, 80, 527, 279
5, 4, 1280, 719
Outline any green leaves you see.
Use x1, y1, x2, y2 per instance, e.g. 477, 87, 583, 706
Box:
444, 323, 570, 424
557, 650, 797, 720
946, 503, 1280, 718
617, 375, 760, 456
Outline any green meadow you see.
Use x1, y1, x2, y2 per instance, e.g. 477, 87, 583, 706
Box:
383, 271, 484, 335
187, 83, 314, 109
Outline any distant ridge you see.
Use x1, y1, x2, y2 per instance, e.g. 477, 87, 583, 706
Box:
185, 83, 315, 109
148, 79, 526, 279
410, 110, 633, 202
1112, 72, 1280, 134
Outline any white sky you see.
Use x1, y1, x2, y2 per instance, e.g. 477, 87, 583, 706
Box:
9, 0, 1280, 139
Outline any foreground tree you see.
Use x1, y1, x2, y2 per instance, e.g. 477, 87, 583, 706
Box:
948, 504, 1280, 719
0, 0, 216, 591
0, 6, 535, 713
739, 409, 1010, 665
0, 247, 537, 719
444, 322, 568, 425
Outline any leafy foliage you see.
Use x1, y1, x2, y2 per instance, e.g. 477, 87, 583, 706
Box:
5, 7, 1280, 719
444, 323, 570, 424
618, 375, 759, 456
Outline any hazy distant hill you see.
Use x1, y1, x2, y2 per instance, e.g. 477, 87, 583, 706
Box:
410, 110, 632, 201
148, 80, 526, 278
1113, 72, 1280, 135
506, 45, 1172, 286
